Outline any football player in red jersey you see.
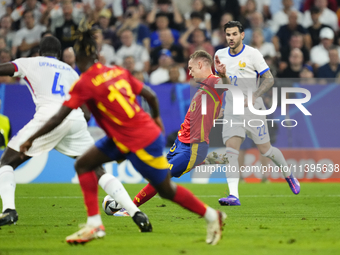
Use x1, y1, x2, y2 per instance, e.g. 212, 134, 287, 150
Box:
20, 24, 226, 245
132, 50, 228, 209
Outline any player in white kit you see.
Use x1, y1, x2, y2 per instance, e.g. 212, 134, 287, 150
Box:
214, 21, 300, 206
0, 37, 149, 238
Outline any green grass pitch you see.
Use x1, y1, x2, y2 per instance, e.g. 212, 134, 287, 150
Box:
0, 183, 339, 255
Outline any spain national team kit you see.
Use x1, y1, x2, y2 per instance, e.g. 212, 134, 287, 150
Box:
63, 63, 169, 186
168, 74, 225, 177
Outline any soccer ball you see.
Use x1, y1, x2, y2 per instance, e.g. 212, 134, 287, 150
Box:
102, 195, 122, 215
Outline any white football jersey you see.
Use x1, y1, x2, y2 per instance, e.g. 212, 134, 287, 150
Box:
215, 44, 269, 106
12, 56, 84, 120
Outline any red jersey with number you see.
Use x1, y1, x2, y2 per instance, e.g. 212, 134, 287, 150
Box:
178, 74, 225, 144
63, 63, 161, 153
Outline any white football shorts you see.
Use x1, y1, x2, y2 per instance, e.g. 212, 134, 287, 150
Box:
8, 117, 94, 157
222, 91, 270, 145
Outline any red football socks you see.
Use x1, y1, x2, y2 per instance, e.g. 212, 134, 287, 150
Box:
172, 185, 207, 217
78, 171, 99, 216
133, 183, 158, 207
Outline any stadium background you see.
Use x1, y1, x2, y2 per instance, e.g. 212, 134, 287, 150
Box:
0, 0, 340, 183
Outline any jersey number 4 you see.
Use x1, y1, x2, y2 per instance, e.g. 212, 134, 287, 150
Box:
52, 72, 65, 97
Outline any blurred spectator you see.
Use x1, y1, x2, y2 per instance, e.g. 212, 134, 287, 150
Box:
62, 47, 81, 75
12, 10, 46, 57
53, 1, 84, 50
150, 28, 185, 70
210, 0, 240, 30
115, 29, 150, 72
0, 36, 7, 50
149, 49, 186, 85
270, 0, 304, 15
94, 29, 115, 66
184, 0, 211, 33
111, 0, 139, 22
237, 0, 256, 29
243, 11, 273, 45
279, 32, 310, 71
0, 49, 15, 83
174, 0, 213, 16
272, 10, 311, 52
299, 65, 315, 84
316, 46, 340, 78
150, 13, 180, 48
211, 12, 232, 49
0, 15, 15, 49
269, 0, 304, 34
310, 27, 340, 68
277, 48, 303, 78
41, 30, 53, 38
0, 0, 11, 20
123, 56, 150, 82
147, 0, 184, 31
95, 9, 120, 49
88, 0, 109, 24
0, 48, 12, 63
250, 29, 276, 60
307, 6, 333, 47
303, 0, 338, 12
11, 0, 44, 29
239, 0, 270, 19
47, 0, 84, 35
303, 0, 338, 31
180, 28, 214, 58
165, 64, 181, 83
116, 4, 151, 50
0, 99, 11, 150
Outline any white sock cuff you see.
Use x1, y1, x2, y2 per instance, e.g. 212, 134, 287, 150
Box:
226, 147, 239, 156
0, 165, 14, 176
262, 146, 273, 157
98, 173, 115, 190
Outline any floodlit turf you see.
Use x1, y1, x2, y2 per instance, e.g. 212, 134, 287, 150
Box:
0, 183, 339, 255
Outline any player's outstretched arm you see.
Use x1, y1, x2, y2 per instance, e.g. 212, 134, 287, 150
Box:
0, 63, 15, 77
253, 70, 274, 99
139, 85, 164, 132
20, 105, 73, 155
214, 55, 230, 84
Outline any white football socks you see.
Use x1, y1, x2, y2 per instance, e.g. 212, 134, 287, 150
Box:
98, 173, 139, 217
225, 147, 240, 198
87, 214, 103, 227
0, 165, 16, 212
262, 146, 291, 178
204, 207, 218, 222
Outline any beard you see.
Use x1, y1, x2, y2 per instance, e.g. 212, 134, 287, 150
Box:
228, 39, 241, 49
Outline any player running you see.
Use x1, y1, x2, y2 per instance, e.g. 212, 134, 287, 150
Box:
214, 21, 300, 206
117, 50, 228, 214
0, 36, 151, 242
20, 26, 227, 245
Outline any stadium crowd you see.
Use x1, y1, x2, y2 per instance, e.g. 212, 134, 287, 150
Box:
0, 0, 339, 84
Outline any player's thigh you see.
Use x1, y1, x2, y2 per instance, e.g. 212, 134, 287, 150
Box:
127, 135, 169, 187
8, 118, 73, 157
167, 138, 192, 177
75, 136, 126, 171
55, 119, 95, 157
245, 114, 270, 146
222, 113, 246, 147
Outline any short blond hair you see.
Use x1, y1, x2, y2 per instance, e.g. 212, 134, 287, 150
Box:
189, 50, 213, 65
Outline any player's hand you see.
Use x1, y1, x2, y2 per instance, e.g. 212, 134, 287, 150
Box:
19, 140, 32, 159
153, 116, 165, 133
214, 55, 227, 77
218, 108, 224, 118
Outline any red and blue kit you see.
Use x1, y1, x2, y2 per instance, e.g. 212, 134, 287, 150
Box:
63, 63, 168, 185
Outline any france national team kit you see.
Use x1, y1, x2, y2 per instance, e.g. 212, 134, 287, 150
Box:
215, 44, 271, 145
8, 56, 94, 157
